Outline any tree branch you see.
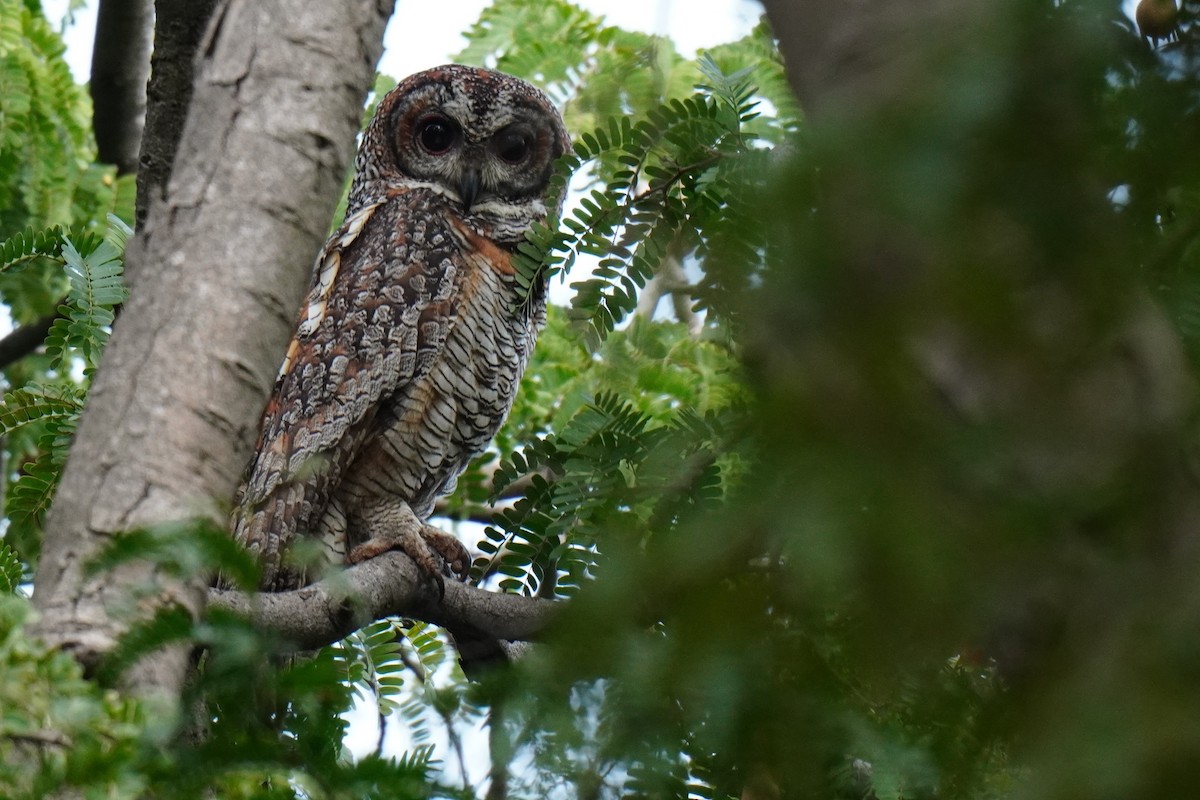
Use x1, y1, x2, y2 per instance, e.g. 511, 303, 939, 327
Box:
134, 0, 220, 228
3, 730, 73, 749
0, 311, 57, 370
207, 550, 557, 653
90, 0, 154, 175
634, 243, 700, 336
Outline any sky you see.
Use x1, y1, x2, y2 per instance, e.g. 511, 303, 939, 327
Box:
48, 0, 764, 83
40, 0, 762, 788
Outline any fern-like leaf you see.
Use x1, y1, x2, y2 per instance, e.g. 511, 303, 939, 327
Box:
0, 383, 85, 435
46, 217, 130, 374
343, 618, 409, 716
0, 225, 64, 272
7, 450, 60, 543
516, 91, 750, 347
0, 384, 85, 557
0, 543, 23, 593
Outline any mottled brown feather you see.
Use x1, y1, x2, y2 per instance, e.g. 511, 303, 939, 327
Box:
228, 65, 569, 592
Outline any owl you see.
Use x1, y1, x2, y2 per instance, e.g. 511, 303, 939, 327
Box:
229, 65, 571, 593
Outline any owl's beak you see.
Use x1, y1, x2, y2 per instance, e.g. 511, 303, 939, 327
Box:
458, 168, 482, 212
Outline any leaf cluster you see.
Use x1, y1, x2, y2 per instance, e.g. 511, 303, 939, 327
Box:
512, 59, 779, 349
0, 4, 133, 578
0, 1, 131, 256
45, 216, 130, 374
477, 391, 732, 600
428, 3, 1200, 800
0, 595, 146, 799
0, 218, 129, 566
0, 381, 83, 562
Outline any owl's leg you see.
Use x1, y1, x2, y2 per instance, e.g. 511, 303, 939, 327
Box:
346, 497, 471, 593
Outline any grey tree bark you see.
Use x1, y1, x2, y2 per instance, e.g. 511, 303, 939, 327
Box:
29, 0, 395, 701
90, 0, 154, 175
134, 0, 220, 229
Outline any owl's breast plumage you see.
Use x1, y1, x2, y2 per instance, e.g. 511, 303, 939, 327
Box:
316, 188, 543, 559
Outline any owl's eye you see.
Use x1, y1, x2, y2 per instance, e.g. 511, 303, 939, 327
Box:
415, 116, 457, 154
493, 127, 532, 164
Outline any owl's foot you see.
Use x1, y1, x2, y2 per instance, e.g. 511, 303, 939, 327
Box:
347, 503, 470, 597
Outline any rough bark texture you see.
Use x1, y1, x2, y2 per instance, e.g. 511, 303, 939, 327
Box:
90, 0, 154, 175
134, 0, 220, 229
208, 551, 556, 653
29, 0, 395, 700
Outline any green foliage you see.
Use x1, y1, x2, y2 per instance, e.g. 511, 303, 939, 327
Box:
45, 215, 131, 374
0, 0, 132, 577
0, 556, 447, 799
0, 542, 21, 592
513, 72, 777, 348
0, 1, 130, 308
177, 609, 451, 799
392, 622, 453, 742
517, 310, 747, 434
0, 595, 146, 799
0, 224, 66, 272
478, 391, 730, 599
0, 0, 94, 232
0, 381, 85, 561
443, 2, 1200, 799
87, 517, 262, 590
0, 215, 129, 566
340, 618, 411, 717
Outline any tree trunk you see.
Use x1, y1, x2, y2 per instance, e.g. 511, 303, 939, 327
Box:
759, 0, 964, 122
134, 0, 220, 229
29, 0, 394, 702
90, 0, 154, 176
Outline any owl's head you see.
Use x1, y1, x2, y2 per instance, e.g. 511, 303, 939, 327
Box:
350, 65, 571, 221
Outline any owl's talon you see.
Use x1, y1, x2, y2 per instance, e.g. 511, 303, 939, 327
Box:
422, 524, 472, 583
347, 523, 469, 597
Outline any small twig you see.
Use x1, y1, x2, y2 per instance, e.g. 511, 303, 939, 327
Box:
633, 153, 721, 203
440, 699, 471, 794
4, 729, 73, 749
0, 311, 59, 371
634, 243, 702, 336
485, 696, 510, 800
374, 700, 387, 759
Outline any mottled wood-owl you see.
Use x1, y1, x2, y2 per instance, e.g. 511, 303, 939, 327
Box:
230, 64, 570, 592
